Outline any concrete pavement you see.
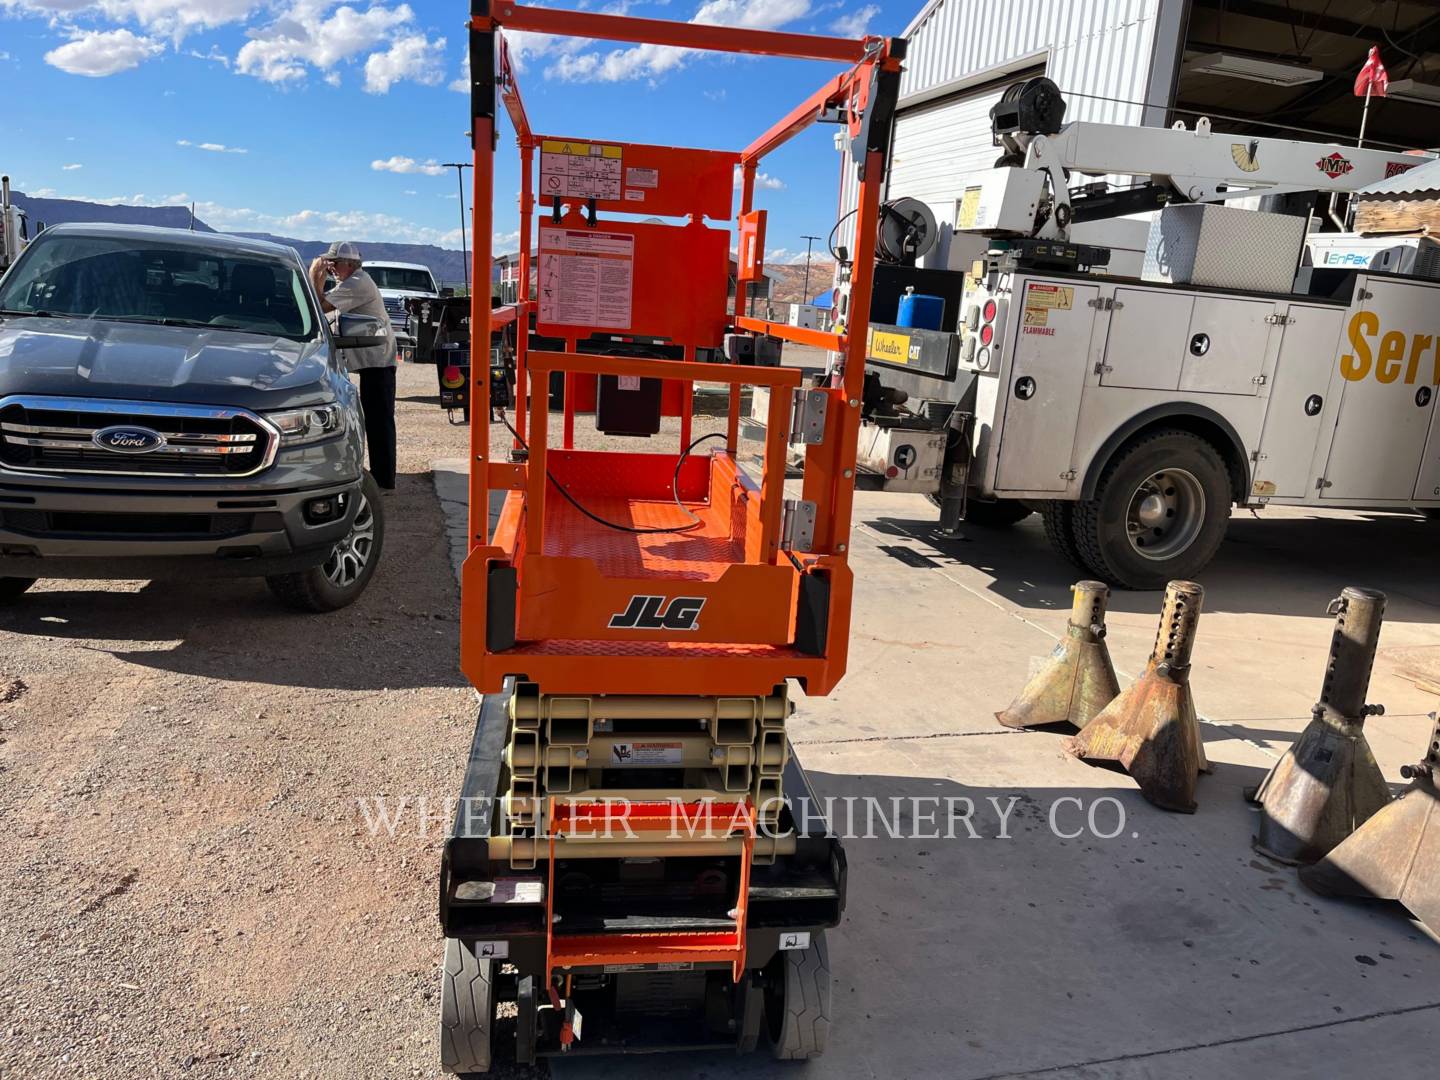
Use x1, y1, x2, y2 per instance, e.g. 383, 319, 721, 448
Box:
433, 462, 1439, 1078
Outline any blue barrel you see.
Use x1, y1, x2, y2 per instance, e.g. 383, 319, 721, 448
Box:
897, 290, 945, 330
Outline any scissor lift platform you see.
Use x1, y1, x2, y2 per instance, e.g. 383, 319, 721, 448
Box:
441, 1, 902, 1071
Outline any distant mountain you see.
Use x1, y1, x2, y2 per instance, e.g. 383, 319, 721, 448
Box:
10, 191, 212, 233
4, 191, 469, 286
768, 260, 838, 305
232, 233, 471, 287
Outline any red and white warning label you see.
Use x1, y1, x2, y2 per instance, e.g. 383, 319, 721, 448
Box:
538, 227, 634, 329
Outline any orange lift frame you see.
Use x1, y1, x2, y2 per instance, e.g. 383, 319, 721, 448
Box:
461, 2, 903, 699
441, 1, 905, 1067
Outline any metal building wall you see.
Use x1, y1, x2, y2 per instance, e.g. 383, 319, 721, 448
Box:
900, 0, 1167, 126
832, 0, 1184, 262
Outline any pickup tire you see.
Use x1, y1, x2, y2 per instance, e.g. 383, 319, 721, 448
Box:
266, 474, 385, 613
0, 578, 35, 604
1074, 430, 1231, 590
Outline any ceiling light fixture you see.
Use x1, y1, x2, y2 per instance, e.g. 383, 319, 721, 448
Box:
1186, 51, 1323, 87
1386, 78, 1440, 107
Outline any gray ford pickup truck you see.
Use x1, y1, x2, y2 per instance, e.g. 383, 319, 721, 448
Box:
0, 224, 385, 612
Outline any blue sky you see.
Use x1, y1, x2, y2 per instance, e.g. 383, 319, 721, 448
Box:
0, 0, 911, 262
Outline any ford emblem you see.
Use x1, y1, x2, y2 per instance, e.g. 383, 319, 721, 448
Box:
93, 425, 167, 454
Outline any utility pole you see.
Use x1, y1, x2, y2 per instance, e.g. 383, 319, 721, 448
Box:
800, 235, 821, 304
442, 162, 472, 295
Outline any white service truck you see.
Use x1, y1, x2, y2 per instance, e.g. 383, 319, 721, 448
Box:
839, 79, 1440, 589
1, 176, 30, 273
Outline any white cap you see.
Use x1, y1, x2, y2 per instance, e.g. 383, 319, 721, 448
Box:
324, 240, 363, 263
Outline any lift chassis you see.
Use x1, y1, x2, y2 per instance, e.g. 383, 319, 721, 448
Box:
441, 3, 903, 1069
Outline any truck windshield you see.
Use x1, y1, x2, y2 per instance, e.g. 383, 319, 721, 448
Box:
0, 234, 319, 341
368, 266, 436, 292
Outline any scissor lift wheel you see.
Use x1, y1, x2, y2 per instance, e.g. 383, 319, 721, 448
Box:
767, 931, 831, 1061
440, 938, 494, 1075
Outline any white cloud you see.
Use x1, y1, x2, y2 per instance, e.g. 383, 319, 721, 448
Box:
403, 189, 418, 196
493, 229, 520, 249
2, 1, 254, 41
363, 31, 445, 93
734, 166, 784, 191
178, 139, 248, 154
371, 155, 446, 176
235, 1, 414, 86
833, 4, 880, 36
62, 163, 84, 171
186, 45, 231, 67
546, 0, 812, 83
44, 28, 164, 77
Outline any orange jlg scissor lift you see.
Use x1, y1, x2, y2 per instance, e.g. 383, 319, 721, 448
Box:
439, 3, 904, 1070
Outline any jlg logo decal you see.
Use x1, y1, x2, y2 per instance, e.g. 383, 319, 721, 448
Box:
609, 595, 705, 631
1340, 312, 1440, 385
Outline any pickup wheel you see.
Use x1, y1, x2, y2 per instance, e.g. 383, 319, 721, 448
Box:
1040, 503, 1087, 572
0, 578, 36, 604
1074, 431, 1231, 590
266, 474, 385, 613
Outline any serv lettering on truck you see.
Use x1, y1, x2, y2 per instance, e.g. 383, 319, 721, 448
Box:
1339, 311, 1440, 385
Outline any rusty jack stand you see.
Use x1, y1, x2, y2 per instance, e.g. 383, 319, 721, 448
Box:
998, 581, 1120, 730
1299, 712, 1440, 934
1251, 587, 1392, 865
1067, 581, 1210, 813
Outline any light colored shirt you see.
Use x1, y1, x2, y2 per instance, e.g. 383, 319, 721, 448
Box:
325, 269, 396, 371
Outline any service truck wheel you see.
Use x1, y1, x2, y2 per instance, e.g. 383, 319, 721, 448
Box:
1040, 503, 1087, 572
266, 473, 385, 613
767, 932, 831, 1061
0, 578, 36, 604
439, 938, 493, 1075
1074, 430, 1231, 590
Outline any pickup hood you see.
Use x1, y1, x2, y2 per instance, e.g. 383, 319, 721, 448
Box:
0, 317, 334, 410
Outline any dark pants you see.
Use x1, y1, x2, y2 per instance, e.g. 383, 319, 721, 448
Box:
358, 365, 397, 489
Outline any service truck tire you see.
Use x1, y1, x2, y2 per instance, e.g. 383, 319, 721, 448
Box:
266, 473, 385, 613
963, 498, 1034, 527
0, 578, 36, 604
1040, 503, 1087, 572
768, 932, 831, 1060
1074, 430, 1231, 590
439, 938, 493, 1075
927, 495, 1033, 527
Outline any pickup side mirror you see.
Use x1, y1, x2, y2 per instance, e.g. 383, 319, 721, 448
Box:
440, 287, 455, 298
333, 312, 387, 350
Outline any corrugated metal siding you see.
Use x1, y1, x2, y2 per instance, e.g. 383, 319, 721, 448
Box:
832, 0, 1169, 252
901, 0, 1163, 127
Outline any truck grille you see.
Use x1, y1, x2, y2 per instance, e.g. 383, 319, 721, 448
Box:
2, 509, 277, 539
383, 296, 411, 336
0, 397, 278, 478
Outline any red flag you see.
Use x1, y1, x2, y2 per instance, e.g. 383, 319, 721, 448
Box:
1354, 45, 1388, 98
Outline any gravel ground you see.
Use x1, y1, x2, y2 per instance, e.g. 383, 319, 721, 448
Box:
0, 362, 537, 1079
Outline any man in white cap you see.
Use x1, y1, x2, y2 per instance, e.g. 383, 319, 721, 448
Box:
310, 241, 397, 490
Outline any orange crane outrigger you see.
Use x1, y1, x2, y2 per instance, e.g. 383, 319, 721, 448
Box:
438, 2, 904, 1068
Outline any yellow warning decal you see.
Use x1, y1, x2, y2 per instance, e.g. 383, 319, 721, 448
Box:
957, 187, 982, 230
869, 329, 911, 364
541, 140, 623, 159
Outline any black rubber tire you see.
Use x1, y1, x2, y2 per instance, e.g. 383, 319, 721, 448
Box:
1073, 430, 1231, 590
768, 932, 831, 1061
927, 495, 1033, 527
1040, 502, 1088, 573
265, 473, 385, 613
439, 938, 493, 1075
0, 578, 36, 604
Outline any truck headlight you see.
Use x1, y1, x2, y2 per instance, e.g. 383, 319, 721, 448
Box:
268, 404, 343, 446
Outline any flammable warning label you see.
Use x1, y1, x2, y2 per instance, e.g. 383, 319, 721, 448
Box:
1023, 283, 1074, 327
